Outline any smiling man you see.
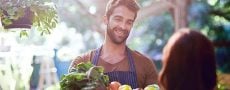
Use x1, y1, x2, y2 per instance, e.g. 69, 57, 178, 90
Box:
69, 0, 158, 89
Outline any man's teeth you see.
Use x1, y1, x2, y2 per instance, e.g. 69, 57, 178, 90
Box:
117, 30, 123, 34
118, 31, 122, 34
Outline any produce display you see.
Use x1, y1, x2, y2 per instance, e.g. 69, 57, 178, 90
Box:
108, 81, 159, 90
60, 62, 109, 90
60, 62, 160, 90
143, 84, 160, 90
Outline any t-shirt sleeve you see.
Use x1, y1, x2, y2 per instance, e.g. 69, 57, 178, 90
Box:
144, 59, 158, 85
133, 51, 159, 88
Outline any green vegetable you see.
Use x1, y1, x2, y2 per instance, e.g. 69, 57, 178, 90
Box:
144, 84, 160, 90
86, 66, 103, 80
60, 62, 109, 90
77, 62, 93, 72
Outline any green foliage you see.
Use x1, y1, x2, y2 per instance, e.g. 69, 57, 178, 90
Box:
0, 0, 58, 36
129, 13, 173, 61
217, 71, 230, 90
60, 62, 109, 90
0, 63, 29, 90
31, 5, 58, 36
204, 0, 230, 36
206, 0, 230, 74
210, 0, 230, 21
189, 0, 230, 74
74, 62, 94, 73
19, 30, 28, 38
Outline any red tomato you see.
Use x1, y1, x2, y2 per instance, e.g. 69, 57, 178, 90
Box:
109, 81, 121, 90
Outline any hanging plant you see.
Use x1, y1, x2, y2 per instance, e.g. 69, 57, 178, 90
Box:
0, 0, 58, 36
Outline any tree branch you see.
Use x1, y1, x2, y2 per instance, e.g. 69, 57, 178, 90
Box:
211, 9, 230, 21
73, 0, 105, 36
136, 1, 175, 22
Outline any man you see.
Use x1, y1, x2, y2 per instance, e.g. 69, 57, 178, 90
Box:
68, 0, 158, 88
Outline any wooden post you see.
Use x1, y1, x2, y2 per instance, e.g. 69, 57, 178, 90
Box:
169, 0, 191, 31
38, 56, 58, 89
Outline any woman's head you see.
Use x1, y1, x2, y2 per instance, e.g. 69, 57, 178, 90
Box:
159, 28, 216, 90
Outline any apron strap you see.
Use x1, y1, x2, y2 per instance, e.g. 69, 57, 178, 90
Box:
126, 47, 138, 87
126, 47, 136, 72
92, 47, 101, 65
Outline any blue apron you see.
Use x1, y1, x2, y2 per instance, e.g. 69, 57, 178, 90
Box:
92, 46, 138, 88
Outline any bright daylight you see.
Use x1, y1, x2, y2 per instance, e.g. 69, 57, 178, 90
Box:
0, 0, 230, 90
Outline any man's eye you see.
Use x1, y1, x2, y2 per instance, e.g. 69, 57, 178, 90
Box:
114, 18, 122, 21
127, 21, 133, 25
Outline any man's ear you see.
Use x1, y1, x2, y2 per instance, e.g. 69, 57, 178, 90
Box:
103, 15, 108, 24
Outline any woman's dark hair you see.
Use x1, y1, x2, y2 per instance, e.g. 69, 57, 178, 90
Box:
159, 28, 217, 90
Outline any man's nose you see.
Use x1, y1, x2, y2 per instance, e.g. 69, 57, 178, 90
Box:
119, 22, 126, 30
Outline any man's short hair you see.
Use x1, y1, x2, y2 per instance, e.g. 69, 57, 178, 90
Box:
105, 0, 140, 20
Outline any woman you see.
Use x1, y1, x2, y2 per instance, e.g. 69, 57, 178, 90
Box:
159, 28, 217, 90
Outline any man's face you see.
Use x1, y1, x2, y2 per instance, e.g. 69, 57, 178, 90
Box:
105, 5, 136, 44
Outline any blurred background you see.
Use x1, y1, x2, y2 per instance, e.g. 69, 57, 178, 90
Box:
0, 0, 230, 89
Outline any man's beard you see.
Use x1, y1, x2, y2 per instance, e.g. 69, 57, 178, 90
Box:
107, 24, 129, 44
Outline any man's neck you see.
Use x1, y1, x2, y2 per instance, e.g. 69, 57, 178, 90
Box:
99, 40, 127, 64
102, 41, 126, 56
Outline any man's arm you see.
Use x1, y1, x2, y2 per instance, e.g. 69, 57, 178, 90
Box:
68, 52, 92, 73
68, 56, 84, 73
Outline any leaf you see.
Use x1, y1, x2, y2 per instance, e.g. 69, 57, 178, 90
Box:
76, 62, 94, 73
19, 30, 28, 38
65, 72, 86, 81
100, 75, 110, 86
0, 9, 3, 16
44, 21, 51, 29
54, 18, 58, 23
86, 66, 101, 80
40, 31, 44, 36
2, 18, 12, 26
51, 22, 56, 28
